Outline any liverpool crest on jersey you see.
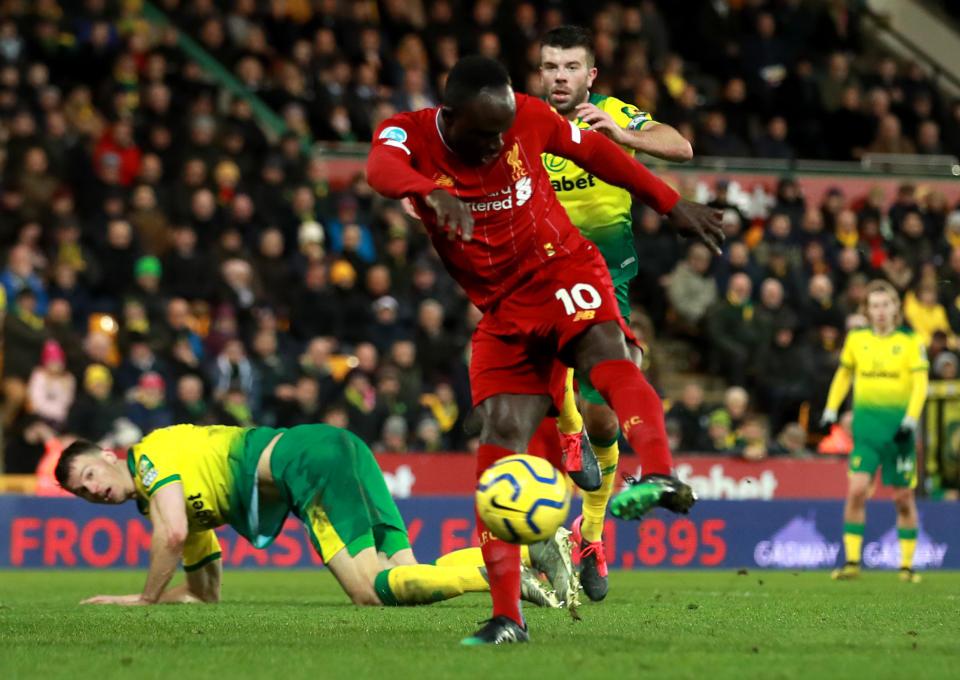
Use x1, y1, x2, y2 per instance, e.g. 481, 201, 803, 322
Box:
505, 142, 528, 181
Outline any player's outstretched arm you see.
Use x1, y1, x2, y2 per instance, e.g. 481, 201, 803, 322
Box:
627, 122, 694, 162
574, 102, 692, 162
80, 483, 189, 606
546, 118, 680, 214
139, 483, 189, 603
366, 142, 437, 199
366, 145, 474, 241
545, 111, 724, 252
545, 103, 723, 251
366, 126, 474, 242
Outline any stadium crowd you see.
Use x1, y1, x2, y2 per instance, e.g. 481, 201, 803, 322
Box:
1, 0, 960, 473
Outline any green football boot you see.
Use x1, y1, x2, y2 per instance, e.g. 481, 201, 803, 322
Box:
609, 473, 697, 520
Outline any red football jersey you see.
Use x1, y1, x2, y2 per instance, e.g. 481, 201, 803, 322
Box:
366, 93, 678, 310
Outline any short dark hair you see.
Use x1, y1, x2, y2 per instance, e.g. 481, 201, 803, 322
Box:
442, 55, 511, 108
540, 26, 595, 66
54, 439, 102, 490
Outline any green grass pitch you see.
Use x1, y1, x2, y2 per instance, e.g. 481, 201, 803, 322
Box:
2, 570, 958, 680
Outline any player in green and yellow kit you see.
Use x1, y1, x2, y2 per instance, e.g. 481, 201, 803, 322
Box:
821, 280, 929, 583
55, 423, 574, 608
539, 26, 694, 601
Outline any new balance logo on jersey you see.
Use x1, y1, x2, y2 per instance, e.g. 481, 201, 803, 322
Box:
515, 176, 531, 206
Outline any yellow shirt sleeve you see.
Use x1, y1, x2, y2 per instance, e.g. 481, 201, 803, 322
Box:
825, 366, 853, 413
604, 96, 655, 130
183, 530, 221, 571
825, 332, 856, 412
839, 331, 857, 369
909, 333, 930, 372
132, 444, 182, 498
906, 333, 930, 420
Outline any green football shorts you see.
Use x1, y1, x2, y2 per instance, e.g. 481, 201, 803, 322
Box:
849, 429, 917, 488
269, 424, 410, 561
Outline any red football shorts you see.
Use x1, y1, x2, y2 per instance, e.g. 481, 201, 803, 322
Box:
469, 240, 635, 412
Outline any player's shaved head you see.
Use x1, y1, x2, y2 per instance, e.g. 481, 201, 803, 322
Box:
439, 56, 515, 166
442, 55, 511, 109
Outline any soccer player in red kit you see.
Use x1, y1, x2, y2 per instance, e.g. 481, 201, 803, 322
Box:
366, 56, 723, 645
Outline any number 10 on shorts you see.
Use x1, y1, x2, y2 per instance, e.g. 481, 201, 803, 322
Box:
555, 283, 602, 316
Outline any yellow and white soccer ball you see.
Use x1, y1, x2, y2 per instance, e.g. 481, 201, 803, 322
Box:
476, 454, 571, 544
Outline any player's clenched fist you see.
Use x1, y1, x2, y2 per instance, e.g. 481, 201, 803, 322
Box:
425, 189, 475, 242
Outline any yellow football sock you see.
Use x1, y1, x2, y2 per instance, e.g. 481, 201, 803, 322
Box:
557, 368, 583, 435
842, 522, 865, 564
434, 547, 481, 567
434, 546, 532, 568
899, 527, 918, 569
374, 565, 488, 605
581, 440, 619, 543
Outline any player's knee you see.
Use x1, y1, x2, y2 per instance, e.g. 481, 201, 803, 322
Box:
481, 410, 527, 449
891, 487, 914, 510
847, 483, 870, 505
585, 409, 619, 443
574, 322, 630, 375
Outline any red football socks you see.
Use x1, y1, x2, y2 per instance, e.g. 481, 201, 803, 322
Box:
476, 444, 523, 625
588, 359, 672, 476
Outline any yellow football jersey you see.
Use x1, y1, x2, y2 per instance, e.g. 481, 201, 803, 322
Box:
839, 327, 929, 418
542, 93, 654, 284
128, 424, 249, 569
542, 93, 653, 230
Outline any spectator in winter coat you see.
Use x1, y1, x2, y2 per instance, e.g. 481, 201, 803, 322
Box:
705, 273, 761, 386
667, 243, 717, 327
26, 340, 75, 432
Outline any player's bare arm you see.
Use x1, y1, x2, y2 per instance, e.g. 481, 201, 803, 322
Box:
82, 483, 189, 605
141, 483, 190, 603
573, 103, 693, 162
545, 120, 723, 254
